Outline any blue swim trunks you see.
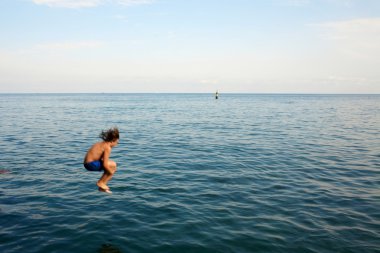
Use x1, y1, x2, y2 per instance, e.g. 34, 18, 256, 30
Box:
84, 160, 104, 171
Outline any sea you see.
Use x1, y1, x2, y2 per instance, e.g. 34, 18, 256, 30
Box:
0, 93, 379, 253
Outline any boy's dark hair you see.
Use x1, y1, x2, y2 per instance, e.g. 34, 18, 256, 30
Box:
99, 127, 119, 142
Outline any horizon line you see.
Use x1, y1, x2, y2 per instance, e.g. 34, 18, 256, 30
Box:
0, 92, 379, 95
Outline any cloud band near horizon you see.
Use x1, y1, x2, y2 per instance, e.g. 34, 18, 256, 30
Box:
32, 0, 154, 8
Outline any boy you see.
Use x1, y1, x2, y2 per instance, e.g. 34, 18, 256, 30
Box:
84, 127, 119, 193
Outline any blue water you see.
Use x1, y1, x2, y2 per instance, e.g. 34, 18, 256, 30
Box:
0, 94, 379, 253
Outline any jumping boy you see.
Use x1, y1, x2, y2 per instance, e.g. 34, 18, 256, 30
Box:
84, 127, 119, 193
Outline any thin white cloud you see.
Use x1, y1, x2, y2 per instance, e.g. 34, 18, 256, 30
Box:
286, 0, 310, 6
311, 18, 380, 59
116, 0, 154, 6
273, 0, 311, 7
32, 0, 154, 8
32, 0, 102, 8
316, 18, 380, 35
325, 0, 354, 8
199, 79, 219, 85
275, 0, 357, 8
35, 41, 104, 51
113, 14, 129, 22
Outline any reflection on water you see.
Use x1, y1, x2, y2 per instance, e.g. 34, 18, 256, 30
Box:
98, 243, 123, 253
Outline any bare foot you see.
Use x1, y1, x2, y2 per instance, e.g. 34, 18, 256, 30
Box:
97, 181, 110, 190
98, 187, 112, 194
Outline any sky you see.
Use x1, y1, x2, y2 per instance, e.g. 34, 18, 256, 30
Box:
0, 0, 379, 93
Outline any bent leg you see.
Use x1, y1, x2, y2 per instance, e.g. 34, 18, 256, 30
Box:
97, 161, 117, 189
103, 160, 117, 185
98, 173, 110, 190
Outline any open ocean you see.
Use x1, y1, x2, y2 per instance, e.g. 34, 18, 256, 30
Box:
0, 93, 379, 253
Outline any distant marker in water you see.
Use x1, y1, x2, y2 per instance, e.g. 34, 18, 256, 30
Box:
215, 90, 219, 99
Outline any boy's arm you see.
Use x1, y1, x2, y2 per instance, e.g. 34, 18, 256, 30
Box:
102, 145, 112, 172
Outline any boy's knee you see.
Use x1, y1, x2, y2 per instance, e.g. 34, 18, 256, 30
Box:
112, 162, 117, 173
105, 161, 117, 174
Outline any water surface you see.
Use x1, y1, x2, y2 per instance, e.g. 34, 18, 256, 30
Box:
0, 94, 379, 253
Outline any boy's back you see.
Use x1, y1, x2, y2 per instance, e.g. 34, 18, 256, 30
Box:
84, 142, 108, 164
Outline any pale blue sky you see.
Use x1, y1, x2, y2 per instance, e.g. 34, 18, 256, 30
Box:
1, 0, 379, 93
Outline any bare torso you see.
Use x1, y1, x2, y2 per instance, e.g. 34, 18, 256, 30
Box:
84, 141, 109, 163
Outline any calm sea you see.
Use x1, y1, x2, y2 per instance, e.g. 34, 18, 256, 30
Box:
0, 94, 379, 253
